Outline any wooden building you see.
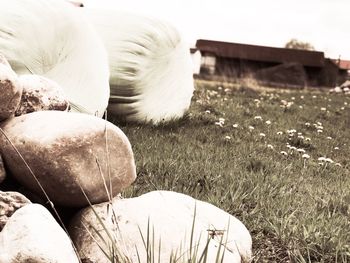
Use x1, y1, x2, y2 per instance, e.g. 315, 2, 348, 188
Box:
332, 59, 350, 81
195, 39, 346, 88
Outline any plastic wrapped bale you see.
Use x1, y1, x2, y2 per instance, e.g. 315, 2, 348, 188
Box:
0, 0, 110, 117
86, 9, 194, 124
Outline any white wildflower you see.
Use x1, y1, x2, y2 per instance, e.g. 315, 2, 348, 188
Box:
218, 117, 225, 123
225, 136, 231, 140
302, 154, 310, 159
280, 151, 288, 156
215, 122, 223, 127
297, 148, 306, 153
265, 120, 271, 125
254, 116, 262, 120
267, 144, 274, 149
325, 158, 334, 163
248, 126, 255, 130
232, 123, 239, 128
205, 110, 211, 114
259, 133, 266, 137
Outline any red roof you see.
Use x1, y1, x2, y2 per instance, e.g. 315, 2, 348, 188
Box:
332, 59, 350, 70
196, 39, 325, 67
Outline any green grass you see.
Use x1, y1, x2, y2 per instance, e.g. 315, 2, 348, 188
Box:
110, 79, 350, 262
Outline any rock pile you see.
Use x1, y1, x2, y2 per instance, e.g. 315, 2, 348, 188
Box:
0, 54, 252, 263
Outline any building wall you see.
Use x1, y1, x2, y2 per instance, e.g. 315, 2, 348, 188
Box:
204, 57, 280, 78
318, 59, 348, 87
200, 53, 216, 75
190, 50, 202, 75
198, 51, 345, 87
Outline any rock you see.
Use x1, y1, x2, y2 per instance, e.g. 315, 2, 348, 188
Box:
255, 62, 307, 88
15, 74, 69, 116
0, 111, 136, 207
0, 155, 6, 184
69, 191, 252, 263
0, 204, 80, 263
0, 190, 31, 230
0, 55, 22, 121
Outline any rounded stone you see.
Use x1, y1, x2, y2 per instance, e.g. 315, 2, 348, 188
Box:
0, 190, 31, 231
0, 55, 22, 121
15, 74, 70, 116
0, 111, 136, 207
69, 191, 252, 263
0, 204, 80, 262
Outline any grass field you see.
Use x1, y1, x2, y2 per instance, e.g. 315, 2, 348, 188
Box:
112, 79, 350, 262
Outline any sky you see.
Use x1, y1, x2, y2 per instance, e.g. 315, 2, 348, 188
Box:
84, 0, 350, 60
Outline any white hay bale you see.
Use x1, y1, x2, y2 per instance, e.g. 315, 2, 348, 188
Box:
86, 9, 194, 123
0, 0, 110, 117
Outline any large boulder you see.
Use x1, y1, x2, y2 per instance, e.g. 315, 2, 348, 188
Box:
0, 204, 80, 263
0, 54, 22, 121
69, 191, 252, 263
15, 74, 69, 116
0, 111, 136, 207
0, 190, 31, 230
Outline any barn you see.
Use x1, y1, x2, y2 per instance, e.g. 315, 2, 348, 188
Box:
195, 39, 347, 88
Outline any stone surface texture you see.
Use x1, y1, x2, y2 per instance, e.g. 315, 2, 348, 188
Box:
0, 191, 31, 231
0, 204, 80, 263
0, 54, 22, 121
69, 191, 252, 263
0, 155, 6, 184
15, 74, 69, 116
0, 111, 136, 207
